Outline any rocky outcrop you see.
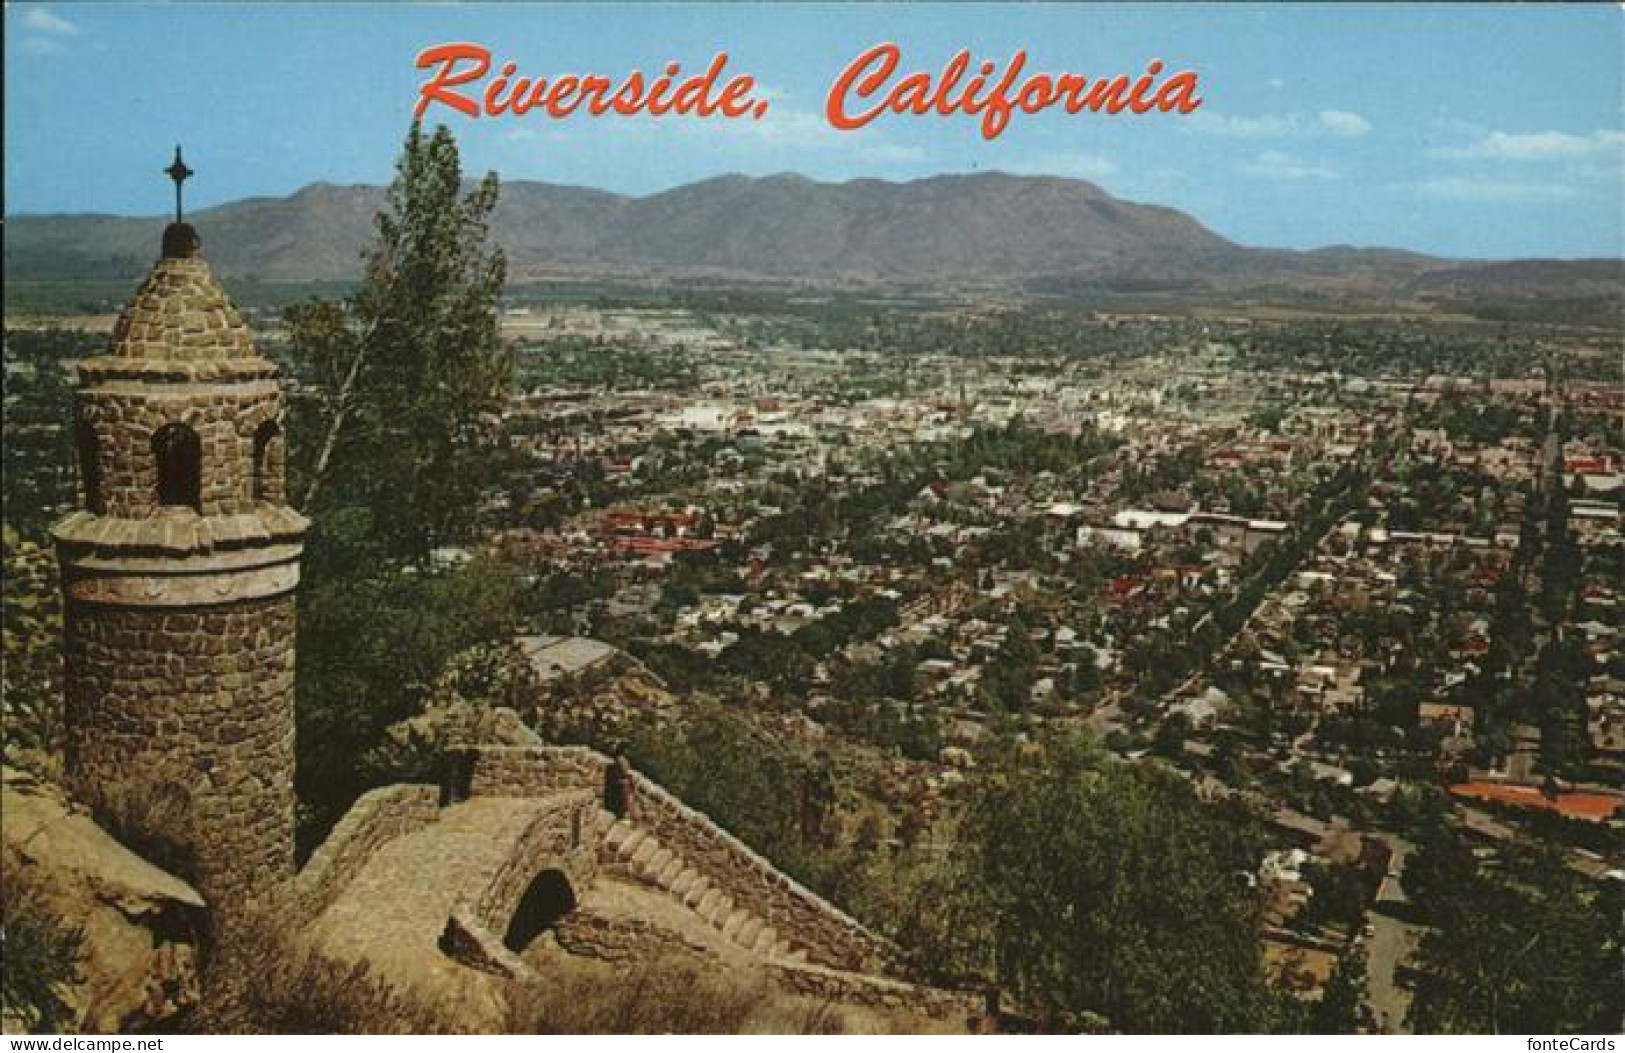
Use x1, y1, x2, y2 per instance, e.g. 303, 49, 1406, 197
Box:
2, 768, 207, 1032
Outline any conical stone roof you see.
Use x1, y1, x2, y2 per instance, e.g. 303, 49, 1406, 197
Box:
82, 224, 274, 383
107, 225, 255, 362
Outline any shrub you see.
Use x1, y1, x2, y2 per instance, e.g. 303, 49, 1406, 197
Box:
0, 852, 84, 1033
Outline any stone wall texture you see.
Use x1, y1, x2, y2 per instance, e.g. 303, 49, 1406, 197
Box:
470, 791, 601, 937
293, 783, 441, 922
63, 593, 297, 916
55, 238, 307, 934
74, 381, 284, 520
620, 769, 896, 973
554, 907, 713, 964
107, 258, 256, 363
767, 963, 981, 1021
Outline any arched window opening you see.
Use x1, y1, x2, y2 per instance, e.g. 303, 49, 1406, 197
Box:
252, 421, 283, 503
76, 421, 104, 515
152, 424, 202, 511
503, 869, 577, 953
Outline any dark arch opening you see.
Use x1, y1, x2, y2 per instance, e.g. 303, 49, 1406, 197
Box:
76, 420, 104, 515
252, 421, 283, 503
503, 869, 576, 953
152, 423, 202, 511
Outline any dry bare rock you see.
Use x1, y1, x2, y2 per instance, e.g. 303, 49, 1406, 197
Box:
2, 768, 206, 1032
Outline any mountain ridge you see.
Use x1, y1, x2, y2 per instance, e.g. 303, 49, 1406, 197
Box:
6, 171, 1620, 299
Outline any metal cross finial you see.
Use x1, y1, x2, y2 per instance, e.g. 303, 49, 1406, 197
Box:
164, 145, 193, 223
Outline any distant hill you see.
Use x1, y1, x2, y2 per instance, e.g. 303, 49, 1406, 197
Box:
6, 171, 1621, 301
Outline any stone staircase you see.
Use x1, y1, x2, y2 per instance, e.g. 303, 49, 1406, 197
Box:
599, 815, 809, 965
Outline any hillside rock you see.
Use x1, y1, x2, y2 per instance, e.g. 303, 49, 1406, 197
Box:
2, 767, 207, 1032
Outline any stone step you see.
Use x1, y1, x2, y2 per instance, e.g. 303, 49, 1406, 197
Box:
602, 822, 634, 853
616, 828, 649, 860
670, 870, 700, 898
654, 856, 686, 886
630, 838, 661, 867
750, 925, 779, 954
735, 916, 763, 947
646, 847, 675, 874
720, 910, 749, 939
706, 893, 735, 926
683, 878, 713, 910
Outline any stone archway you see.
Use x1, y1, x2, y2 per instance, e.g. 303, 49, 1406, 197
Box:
503, 869, 577, 953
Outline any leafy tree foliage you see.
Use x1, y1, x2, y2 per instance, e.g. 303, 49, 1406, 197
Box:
1, 329, 86, 536
1, 527, 64, 767
1305, 948, 1376, 1034
284, 124, 519, 844
289, 121, 510, 565
1405, 825, 1622, 1033
618, 702, 849, 898
902, 734, 1279, 1032
294, 548, 519, 849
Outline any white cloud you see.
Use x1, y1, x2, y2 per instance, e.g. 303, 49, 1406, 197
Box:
1188, 109, 1371, 139
1317, 110, 1371, 138
1243, 150, 1337, 181
21, 5, 78, 34
1432, 128, 1624, 163
1008, 152, 1117, 180
1415, 177, 1579, 203
15, 6, 80, 57
1187, 112, 1298, 139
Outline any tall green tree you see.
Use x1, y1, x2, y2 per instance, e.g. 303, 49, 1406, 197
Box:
292, 121, 510, 566
285, 124, 518, 844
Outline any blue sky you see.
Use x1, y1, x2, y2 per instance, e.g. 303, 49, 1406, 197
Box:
5, 2, 1621, 259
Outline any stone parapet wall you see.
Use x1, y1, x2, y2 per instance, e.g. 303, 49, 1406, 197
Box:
439, 907, 534, 982
620, 768, 897, 973
768, 962, 981, 1022
554, 907, 713, 965
457, 744, 897, 975
292, 783, 441, 922
459, 743, 604, 799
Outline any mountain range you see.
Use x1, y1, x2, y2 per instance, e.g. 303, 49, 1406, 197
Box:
6, 172, 1620, 300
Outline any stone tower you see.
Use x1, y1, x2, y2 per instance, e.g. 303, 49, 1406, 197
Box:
52, 199, 308, 919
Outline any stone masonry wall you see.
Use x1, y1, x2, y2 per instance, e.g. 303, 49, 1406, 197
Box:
76, 382, 282, 520
292, 784, 440, 922
767, 963, 981, 1022
64, 594, 296, 918
620, 770, 897, 974
460, 743, 604, 799
554, 907, 713, 965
